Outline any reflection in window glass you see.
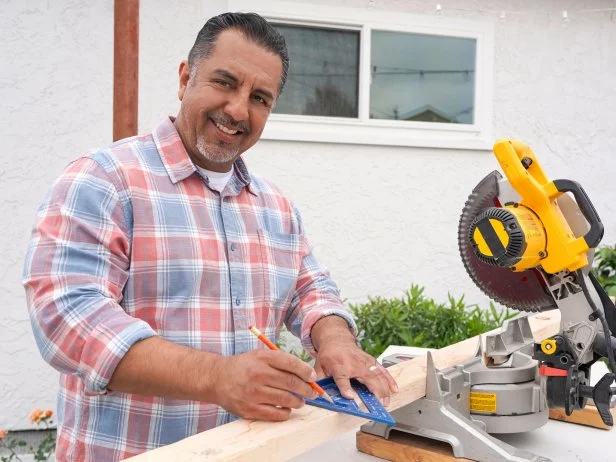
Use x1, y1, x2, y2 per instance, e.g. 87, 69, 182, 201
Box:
272, 24, 360, 117
370, 31, 476, 124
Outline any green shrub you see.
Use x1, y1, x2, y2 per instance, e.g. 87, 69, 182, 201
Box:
276, 331, 314, 364
593, 245, 616, 297
350, 284, 517, 358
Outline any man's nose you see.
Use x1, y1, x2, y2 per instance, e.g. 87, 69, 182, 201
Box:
224, 91, 249, 123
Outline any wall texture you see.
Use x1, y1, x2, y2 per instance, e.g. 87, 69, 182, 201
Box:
1, 0, 115, 430
1, 0, 614, 429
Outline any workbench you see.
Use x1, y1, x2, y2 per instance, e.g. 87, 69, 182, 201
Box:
291, 355, 614, 462
290, 418, 614, 462
125, 314, 609, 462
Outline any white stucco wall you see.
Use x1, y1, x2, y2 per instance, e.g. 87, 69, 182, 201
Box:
2, 0, 615, 430
1, 0, 114, 431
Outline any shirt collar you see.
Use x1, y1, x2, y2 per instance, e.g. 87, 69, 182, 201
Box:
152, 116, 258, 196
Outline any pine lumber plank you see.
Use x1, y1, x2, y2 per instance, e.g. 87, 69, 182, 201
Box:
356, 430, 472, 462
124, 310, 560, 462
549, 405, 615, 430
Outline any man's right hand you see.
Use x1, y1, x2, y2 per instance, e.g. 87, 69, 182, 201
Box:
108, 337, 318, 422
211, 349, 319, 421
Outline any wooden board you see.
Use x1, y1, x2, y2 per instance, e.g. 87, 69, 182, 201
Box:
549, 405, 615, 430
124, 311, 560, 462
356, 431, 472, 462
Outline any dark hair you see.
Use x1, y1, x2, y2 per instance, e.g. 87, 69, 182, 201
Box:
188, 12, 289, 94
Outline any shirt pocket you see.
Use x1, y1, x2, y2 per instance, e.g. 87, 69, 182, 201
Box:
257, 229, 303, 325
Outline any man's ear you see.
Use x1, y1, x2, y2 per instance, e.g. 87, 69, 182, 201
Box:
178, 60, 190, 101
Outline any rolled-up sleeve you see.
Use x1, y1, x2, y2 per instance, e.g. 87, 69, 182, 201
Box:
284, 205, 358, 356
22, 157, 157, 394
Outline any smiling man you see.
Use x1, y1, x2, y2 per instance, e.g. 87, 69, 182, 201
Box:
23, 12, 397, 461
174, 22, 280, 172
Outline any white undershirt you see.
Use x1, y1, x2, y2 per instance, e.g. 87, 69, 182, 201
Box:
195, 165, 234, 193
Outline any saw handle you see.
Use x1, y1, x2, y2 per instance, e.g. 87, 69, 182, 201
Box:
552, 179, 604, 248
578, 373, 615, 426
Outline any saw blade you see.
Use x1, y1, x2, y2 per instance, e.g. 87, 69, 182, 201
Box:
458, 171, 557, 312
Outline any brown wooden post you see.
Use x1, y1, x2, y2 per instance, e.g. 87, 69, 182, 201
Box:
113, 0, 139, 141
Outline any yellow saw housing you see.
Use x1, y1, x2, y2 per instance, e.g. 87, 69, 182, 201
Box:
471, 204, 547, 270
470, 139, 595, 274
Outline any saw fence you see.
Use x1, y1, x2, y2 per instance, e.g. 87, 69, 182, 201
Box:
123, 310, 560, 462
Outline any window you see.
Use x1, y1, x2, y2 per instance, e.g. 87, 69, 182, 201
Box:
369, 31, 476, 124
230, 1, 494, 150
272, 24, 360, 118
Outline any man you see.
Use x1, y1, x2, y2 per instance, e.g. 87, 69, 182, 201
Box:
23, 12, 397, 461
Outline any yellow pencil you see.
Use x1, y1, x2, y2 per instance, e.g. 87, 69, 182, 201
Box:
248, 325, 334, 404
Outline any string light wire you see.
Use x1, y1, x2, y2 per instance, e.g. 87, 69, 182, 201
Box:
430, 4, 616, 20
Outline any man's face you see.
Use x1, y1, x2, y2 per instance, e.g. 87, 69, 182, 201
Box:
175, 29, 283, 172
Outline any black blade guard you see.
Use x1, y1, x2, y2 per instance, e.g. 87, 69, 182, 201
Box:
458, 171, 557, 312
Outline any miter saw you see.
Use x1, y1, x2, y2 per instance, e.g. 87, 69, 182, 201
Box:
361, 139, 616, 461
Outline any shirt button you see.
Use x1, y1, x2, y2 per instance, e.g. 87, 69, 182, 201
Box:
230, 243, 236, 252
235, 298, 241, 306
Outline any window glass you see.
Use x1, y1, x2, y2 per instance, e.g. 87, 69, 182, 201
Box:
370, 30, 476, 124
272, 24, 360, 117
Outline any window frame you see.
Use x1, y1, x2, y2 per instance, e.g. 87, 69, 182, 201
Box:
229, 0, 495, 150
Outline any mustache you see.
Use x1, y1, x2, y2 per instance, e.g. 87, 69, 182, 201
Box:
208, 112, 251, 135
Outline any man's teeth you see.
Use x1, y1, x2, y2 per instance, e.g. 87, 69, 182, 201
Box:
214, 121, 239, 135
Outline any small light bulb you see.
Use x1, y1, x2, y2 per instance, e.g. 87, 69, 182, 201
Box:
499, 11, 506, 22
436, 4, 442, 15
562, 10, 570, 22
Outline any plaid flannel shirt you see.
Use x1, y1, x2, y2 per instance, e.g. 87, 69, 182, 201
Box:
22, 117, 357, 461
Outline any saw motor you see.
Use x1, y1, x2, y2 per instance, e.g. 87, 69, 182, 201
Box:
467, 139, 600, 274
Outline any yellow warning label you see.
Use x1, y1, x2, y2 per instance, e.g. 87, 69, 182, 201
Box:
470, 392, 497, 413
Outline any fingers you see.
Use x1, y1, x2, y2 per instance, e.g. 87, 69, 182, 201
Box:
220, 350, 321, 422
315, 345, 399, 407
379, 363, 399, 393
259, 385, 307, 410
331, 366, 391, 407
245, 404, 293, 422
333, 376, 356, 400
313, 359, 327, 379
243, 350, 318, 400
267, 350, 317, 383
352, 356, 398, 407
361, 364, 393, 406
269, 369, 319, 400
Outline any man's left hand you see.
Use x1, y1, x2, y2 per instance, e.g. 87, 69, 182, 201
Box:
311, 316, 398, 407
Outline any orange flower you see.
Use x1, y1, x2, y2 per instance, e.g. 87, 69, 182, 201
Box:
44, 410, 53, 418
0, 429, 7, 439
28, 408, 44, 424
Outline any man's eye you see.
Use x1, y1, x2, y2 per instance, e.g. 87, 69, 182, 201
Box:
215, 80, 231, 88
252, 95, 268, 106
